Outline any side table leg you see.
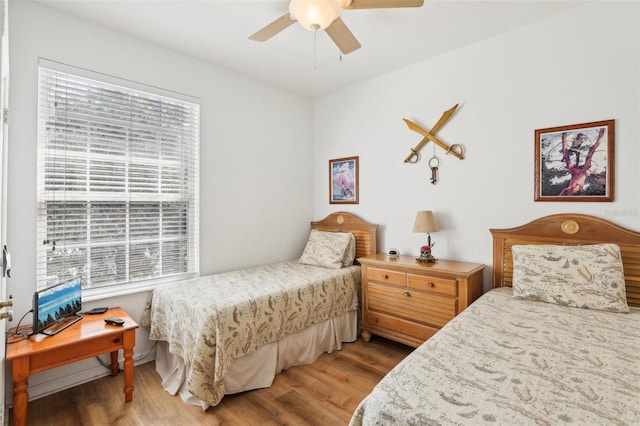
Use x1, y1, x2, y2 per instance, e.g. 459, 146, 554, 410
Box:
12, 357, 30, 426
110, 351, 119, 376
123, 329, 136, 402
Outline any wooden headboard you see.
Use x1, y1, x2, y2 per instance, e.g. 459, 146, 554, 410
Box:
490, 213, 640, 308
311, 212, 378, 259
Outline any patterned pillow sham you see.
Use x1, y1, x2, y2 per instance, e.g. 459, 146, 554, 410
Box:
299, 230, 354, 269
342, 232, 357, 267
511, 243, 629, 313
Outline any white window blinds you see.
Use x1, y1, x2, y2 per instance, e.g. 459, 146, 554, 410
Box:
36, 60, 199, 291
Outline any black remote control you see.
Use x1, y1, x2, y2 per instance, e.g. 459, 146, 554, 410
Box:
104, 317, 125, 326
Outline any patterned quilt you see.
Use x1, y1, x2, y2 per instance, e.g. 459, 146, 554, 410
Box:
141, 260, 360, 406
350, 287, 640, 426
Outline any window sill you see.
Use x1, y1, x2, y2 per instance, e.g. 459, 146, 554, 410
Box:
82, 275, 198, 302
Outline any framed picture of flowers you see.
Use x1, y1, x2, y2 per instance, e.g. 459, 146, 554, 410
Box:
329, 156, 359, 204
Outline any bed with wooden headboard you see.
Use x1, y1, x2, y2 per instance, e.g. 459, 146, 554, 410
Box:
491, 213, 640, 307
350, 213, 640, 425
311, 211, 378, 261
143, 211, 378, 410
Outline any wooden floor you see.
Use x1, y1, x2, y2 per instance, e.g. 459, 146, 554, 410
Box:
14, 336, 412, 426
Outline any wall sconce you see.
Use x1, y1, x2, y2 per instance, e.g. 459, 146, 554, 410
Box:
412, 210, 439, 263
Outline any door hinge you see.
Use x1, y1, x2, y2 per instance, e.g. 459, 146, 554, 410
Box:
2, 107, 7, 125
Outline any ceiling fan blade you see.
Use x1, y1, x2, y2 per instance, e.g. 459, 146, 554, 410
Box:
344, 0, 424, 9
325, 17, 361, 55
249, 13, 296, 42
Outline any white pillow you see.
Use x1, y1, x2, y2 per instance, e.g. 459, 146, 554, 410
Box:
511, 244, 629, 313
299, 230, 354, 269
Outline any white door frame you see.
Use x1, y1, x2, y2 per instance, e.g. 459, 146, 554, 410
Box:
0, 0, 9, 423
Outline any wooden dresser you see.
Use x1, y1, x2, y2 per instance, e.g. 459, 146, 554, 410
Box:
358, 254, 485, 347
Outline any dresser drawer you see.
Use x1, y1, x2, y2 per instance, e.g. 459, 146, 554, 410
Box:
407, 274, 457, 296
367, 282, 456, 328
30, 332, 124, 373
367, 267, 405, 286
365, 310, 438, 342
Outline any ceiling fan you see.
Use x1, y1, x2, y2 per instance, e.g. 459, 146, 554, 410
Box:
249, 0, 425, 55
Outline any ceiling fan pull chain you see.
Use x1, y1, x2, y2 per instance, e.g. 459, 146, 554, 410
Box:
314, 30, 318, 71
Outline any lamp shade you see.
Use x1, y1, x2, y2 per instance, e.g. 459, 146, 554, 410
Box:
412, 211, 440, 233
289, 0, 342, 31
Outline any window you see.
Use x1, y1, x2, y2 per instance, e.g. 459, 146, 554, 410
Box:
37, 59, 199, 295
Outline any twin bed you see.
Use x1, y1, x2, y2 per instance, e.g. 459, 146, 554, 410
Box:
143, 212, 640, 425
350, 213, 640, 425
142, 212, 378, 409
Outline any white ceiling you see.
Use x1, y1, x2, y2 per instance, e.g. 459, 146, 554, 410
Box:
35, 0, 585, 97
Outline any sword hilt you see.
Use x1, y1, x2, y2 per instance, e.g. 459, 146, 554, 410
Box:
404, 149, 419, 163
445, 143, 464, 159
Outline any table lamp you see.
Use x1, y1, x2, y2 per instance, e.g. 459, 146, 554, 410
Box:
412, 210, 439, 263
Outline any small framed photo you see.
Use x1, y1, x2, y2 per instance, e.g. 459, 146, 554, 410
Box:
329, 156, 359, 204
535, 120, 614, 202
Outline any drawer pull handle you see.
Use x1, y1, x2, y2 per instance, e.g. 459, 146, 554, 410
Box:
383, 274, 389, 279
429, 282, 435, 287
403, 291, 411, 297
113, 338, 121, 344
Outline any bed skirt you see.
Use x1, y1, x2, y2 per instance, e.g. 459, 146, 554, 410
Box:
155, 309, 358, 409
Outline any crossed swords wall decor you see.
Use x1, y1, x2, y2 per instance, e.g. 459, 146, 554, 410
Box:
403, 104, 464, 184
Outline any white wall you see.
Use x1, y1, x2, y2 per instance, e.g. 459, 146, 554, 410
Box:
7, 1, 313, 401
313, 1, 640, 288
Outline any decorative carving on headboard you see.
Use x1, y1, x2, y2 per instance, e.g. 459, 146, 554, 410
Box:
561, 220, 580, 234
337, 215, 345, 225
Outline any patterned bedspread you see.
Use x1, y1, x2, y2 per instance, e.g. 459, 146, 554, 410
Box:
350, 287, 640, 426
141, 260, 360, 406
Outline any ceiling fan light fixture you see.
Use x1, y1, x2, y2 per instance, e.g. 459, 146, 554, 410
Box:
289, 0, 342, 31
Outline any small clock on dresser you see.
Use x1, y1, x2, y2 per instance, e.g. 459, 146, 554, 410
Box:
358, 254, 485, 347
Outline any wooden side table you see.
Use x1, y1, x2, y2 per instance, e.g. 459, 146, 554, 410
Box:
6, 307, 138, 426
358, 254, 485, 347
